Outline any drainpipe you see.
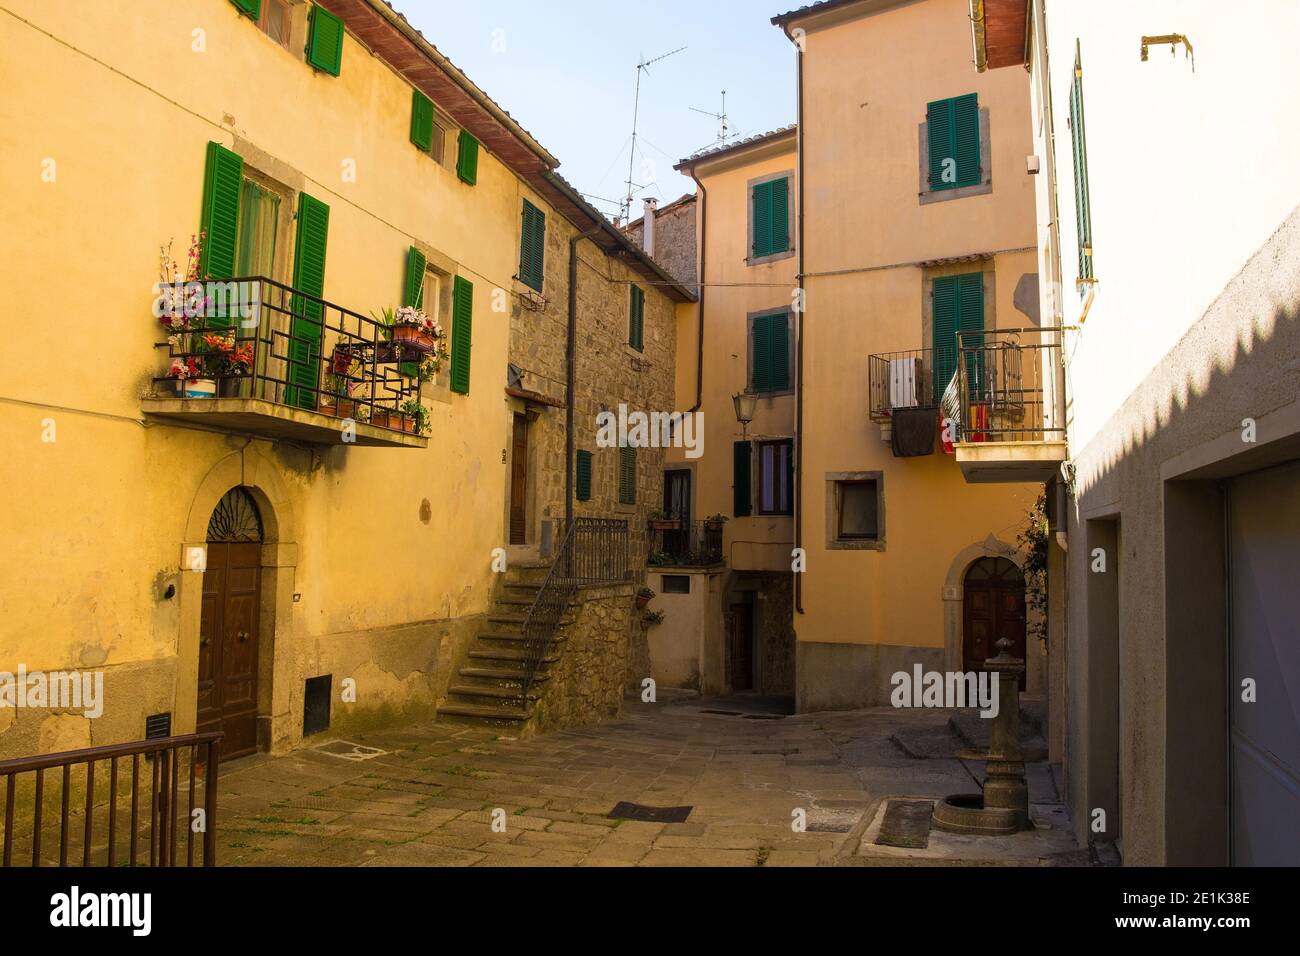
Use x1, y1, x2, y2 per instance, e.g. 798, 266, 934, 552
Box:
686, 174, 708, 414
566, 225, 606, 528
793, 38, 807, 615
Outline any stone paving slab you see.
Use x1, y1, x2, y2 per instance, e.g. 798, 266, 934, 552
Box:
212, 698, 1088, 868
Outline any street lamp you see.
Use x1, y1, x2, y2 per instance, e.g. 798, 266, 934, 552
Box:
732, 390, 757, 439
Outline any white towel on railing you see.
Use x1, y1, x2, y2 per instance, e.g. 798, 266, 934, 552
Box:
888, 357, 920, 409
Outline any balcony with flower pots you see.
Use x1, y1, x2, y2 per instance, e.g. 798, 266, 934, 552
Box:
141, 276, 444, 449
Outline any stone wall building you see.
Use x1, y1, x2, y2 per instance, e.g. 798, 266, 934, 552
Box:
624, 194, 699, 289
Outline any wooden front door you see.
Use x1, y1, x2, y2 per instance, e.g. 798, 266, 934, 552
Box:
729, 603, 753, 691
197, 488, 264, 760
962, 557, 1027, 689
509, 414, 529, 545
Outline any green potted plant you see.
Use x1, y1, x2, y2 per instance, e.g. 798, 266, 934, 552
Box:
636, 585, 655, 610
399, 397, 431, 435
641, 609, 665, 629
704, 513, 729, 531
648, 509, 680, 531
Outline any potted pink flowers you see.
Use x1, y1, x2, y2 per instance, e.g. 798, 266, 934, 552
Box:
390, 305, 440, 353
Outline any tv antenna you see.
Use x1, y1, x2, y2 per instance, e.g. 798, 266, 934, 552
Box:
690, 90, 731, 147
622, 45, 686, 223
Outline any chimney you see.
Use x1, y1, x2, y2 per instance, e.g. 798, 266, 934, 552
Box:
642, 198, 659, 257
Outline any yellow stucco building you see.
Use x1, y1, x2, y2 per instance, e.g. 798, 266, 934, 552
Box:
0, 0, 689, 760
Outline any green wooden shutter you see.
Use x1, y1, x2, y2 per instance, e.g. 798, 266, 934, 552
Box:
733, 441, 752, 518
957, 271, 986, 394
932, 275, 959, 397
398, 247, 427, 378
231, 0, 261, 17
618, 446, 636, 505
519, 200, 545, 291
449, 275, 473, 395
927, 98, 955, 190
629, 286, 645, 351
769, 177, 790, 255
769, 313, 790, 391
952, 94, 980, 188
457, 131, 479, 185
576, 450, 593, 502
751, 314, 771, 392
286, 192, 329, 409
410, 90, 434, 151
752, 180, 773, 258
1070, 47, 1094, 282
306, 5, 344, 76
199, 142, 243, 284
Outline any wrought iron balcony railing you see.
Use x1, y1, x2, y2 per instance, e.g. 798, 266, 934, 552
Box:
149, 276, 427, 436
953, 327, 1065, 444
648, 520, 725, 568
868, 348, 945, 421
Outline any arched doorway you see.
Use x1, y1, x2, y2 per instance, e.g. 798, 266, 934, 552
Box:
962, 556, 1027, 689
197, 488, 264, 759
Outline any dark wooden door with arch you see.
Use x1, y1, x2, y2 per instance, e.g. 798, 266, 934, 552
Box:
962, 557, 1027, 689
197, 488, 263, 759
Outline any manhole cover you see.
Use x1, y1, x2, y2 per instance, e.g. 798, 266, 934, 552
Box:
313, 740, 388, 762
875, 799, 934, 849
609, 801, 693, 823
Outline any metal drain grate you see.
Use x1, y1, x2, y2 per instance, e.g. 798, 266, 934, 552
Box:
874, 799, 934, 848
608, 801, 693, 823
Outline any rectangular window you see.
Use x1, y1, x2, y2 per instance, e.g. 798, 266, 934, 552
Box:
519, 200, 546, 291
750, 312, 790, 393
662, 575, 691, 595
837, 480, 879, 540
258, 0, 292, 46
1070, 43, 1094, 283
931, 272, 984, 398
926, 93, 980, 191
629, 285, 645, 351
575, 450, 593, 501
618, 446, 636, 505
733, 440, 752, 517
235, 179, 281, 278
751, 176, 790, 259
757, 440, 793, 516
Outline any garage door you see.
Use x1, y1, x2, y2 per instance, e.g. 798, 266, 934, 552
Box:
1229, 461, 1300, 865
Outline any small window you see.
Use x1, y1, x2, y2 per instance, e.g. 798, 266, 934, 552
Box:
750, 311, 791, 393
629, 285, 645, 351
837, 480, 879, 539
575, 450, 593, 501
757, 440, 793, 516
662, 575, 691, 594
618, 446, 636, 505
926, 93, 980, 191
750, 176, 791, 260
257, 0, 293, 47
430, 115, 450, 168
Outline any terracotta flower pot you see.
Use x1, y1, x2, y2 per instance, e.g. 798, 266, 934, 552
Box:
392, 326, 435, 353
649, 519, 680, 531
635, 595, 650, 610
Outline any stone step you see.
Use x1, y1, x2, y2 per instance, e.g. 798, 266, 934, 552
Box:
448, 684, 539, 702
468, 648, 559, 665
436, 703, 532, 722
487, 612, 575, 628
457, 666, 551, 683
477, 630, 566, 645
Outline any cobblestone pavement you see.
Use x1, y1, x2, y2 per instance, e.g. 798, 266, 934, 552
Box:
214, 694, 1090, 867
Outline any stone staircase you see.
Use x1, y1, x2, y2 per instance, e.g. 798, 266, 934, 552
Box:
435, 559, 577, 729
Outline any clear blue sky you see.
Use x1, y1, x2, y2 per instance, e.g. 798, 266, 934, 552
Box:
397, 0, 797, 219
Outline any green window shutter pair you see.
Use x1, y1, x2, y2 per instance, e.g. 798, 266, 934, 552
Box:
306, 5, 344, 76
286, 192, 331, 409
231, 0, 261, 18
457, 131, 480, 185
751, 177, 790, 258
575, 450, 593, 502
410, 91, 434, 152
629, 286, 645, 351
926, 93, 980, 190
751, 313, 790, 393
931, 272, 984, 399
1070, 46, 1094, 282
449, 275, 473, 395
519, 200, 546, 291
733, 441, 753, 518
618, 446, 636, 505
397, 246, 427, 378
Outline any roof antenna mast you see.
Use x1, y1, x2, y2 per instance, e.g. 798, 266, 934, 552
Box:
690, 90, 731, 147
622, 45, 686, 223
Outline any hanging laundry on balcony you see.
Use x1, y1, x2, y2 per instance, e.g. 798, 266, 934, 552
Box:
891, 406, 936, 457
